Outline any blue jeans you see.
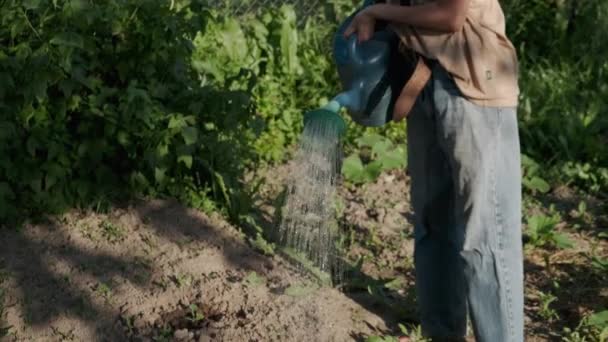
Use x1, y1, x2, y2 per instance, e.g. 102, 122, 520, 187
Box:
406, 62, 524, 341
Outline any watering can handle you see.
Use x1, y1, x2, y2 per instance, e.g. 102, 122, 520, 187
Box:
347, 35, 364, 65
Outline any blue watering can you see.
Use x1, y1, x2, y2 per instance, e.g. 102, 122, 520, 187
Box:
305, 0, 420, 133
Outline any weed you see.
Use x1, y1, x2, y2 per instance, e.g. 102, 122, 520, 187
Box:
95, 282, 113, 302
537, 290, 559, 322
244, 272, 266, 287
79, 223, 96, 241
99, 220, 125, 243
153, 325, 174, 342
172, 274, 192, 288
563, 309, 608, 342
187, 304, 205, 323
521, 154, 551, 194
526, 212, 574, 249
122, 314, 136, 336
587, 310, 608, 341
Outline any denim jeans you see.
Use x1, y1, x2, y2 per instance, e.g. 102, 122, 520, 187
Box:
406, 62, 524, 341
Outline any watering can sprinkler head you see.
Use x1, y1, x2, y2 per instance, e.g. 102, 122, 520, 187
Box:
303, 100, 347, 138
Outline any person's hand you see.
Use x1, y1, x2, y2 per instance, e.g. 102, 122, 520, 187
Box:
343, 7, 377, 42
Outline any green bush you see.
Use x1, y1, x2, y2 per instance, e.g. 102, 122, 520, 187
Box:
2, 0, 606, 226
0, 0, 258, 226
504, 0, 608, 192
191, 2, 405, 164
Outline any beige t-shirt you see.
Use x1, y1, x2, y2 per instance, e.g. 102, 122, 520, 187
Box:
388, 0, 519, 107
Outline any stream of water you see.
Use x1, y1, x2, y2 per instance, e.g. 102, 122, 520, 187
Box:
276, 116, 344, 285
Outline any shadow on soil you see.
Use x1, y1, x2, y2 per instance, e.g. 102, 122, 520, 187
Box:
0, 198, 276, 340
0, 223, 147, 340
524, 257, 608, 338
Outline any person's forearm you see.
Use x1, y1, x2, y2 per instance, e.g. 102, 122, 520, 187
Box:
367, 1, 468, 33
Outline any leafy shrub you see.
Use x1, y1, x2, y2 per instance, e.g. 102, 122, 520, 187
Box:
504, 0, 608, 193
0, 0, 257, 226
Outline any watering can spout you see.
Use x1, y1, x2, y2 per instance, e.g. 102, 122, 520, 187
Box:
334, 89, 362, 113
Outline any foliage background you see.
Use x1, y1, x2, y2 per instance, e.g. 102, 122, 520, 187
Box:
1, 0, 607, 225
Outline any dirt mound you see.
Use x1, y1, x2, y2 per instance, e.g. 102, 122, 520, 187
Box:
0, 199, 388, 341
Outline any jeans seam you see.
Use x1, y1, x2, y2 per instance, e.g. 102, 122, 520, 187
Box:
494, 107, 516, 341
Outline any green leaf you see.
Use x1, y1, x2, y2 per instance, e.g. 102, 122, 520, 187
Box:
278, 5, 301, 75
117, 131, 129, 146
365, 160, 383, 181
178, 154, 193, 169
365, 337, 387, 342
69, 0, 88, 11
356, 133, 385, 148
379, 147, 407, 170
154, 167, 166, 183
588, 310, 608, 327
524, 176, 550, 193
50, 32, 84, 49
23, 0, 41, 9
591, 256, 608, 271
552, 233, 574, 249
371, 140, 391, 157
244, 271, 266, 286
181, 127, 198, 145
342, 154, 366, 183
383, 278, 404, 291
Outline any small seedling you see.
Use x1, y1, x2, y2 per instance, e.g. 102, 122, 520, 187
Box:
526, 214, 574, 249
99, 220, 125, 243
577, 201, 588, 217
95, 282, 112, 302
152, 325, 173, 342
244, 271, 266, 286
538, 291, 559, 322
172, 274, 192, 288
79, 224, 96, 241
187, 304, 205, 323
120, 314, 138, 335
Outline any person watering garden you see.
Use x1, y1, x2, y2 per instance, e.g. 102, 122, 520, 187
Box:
344, 0, 524, 341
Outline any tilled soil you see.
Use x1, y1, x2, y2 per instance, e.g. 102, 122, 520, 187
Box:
0, 199, 388, 342
1, 165, 606, 341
